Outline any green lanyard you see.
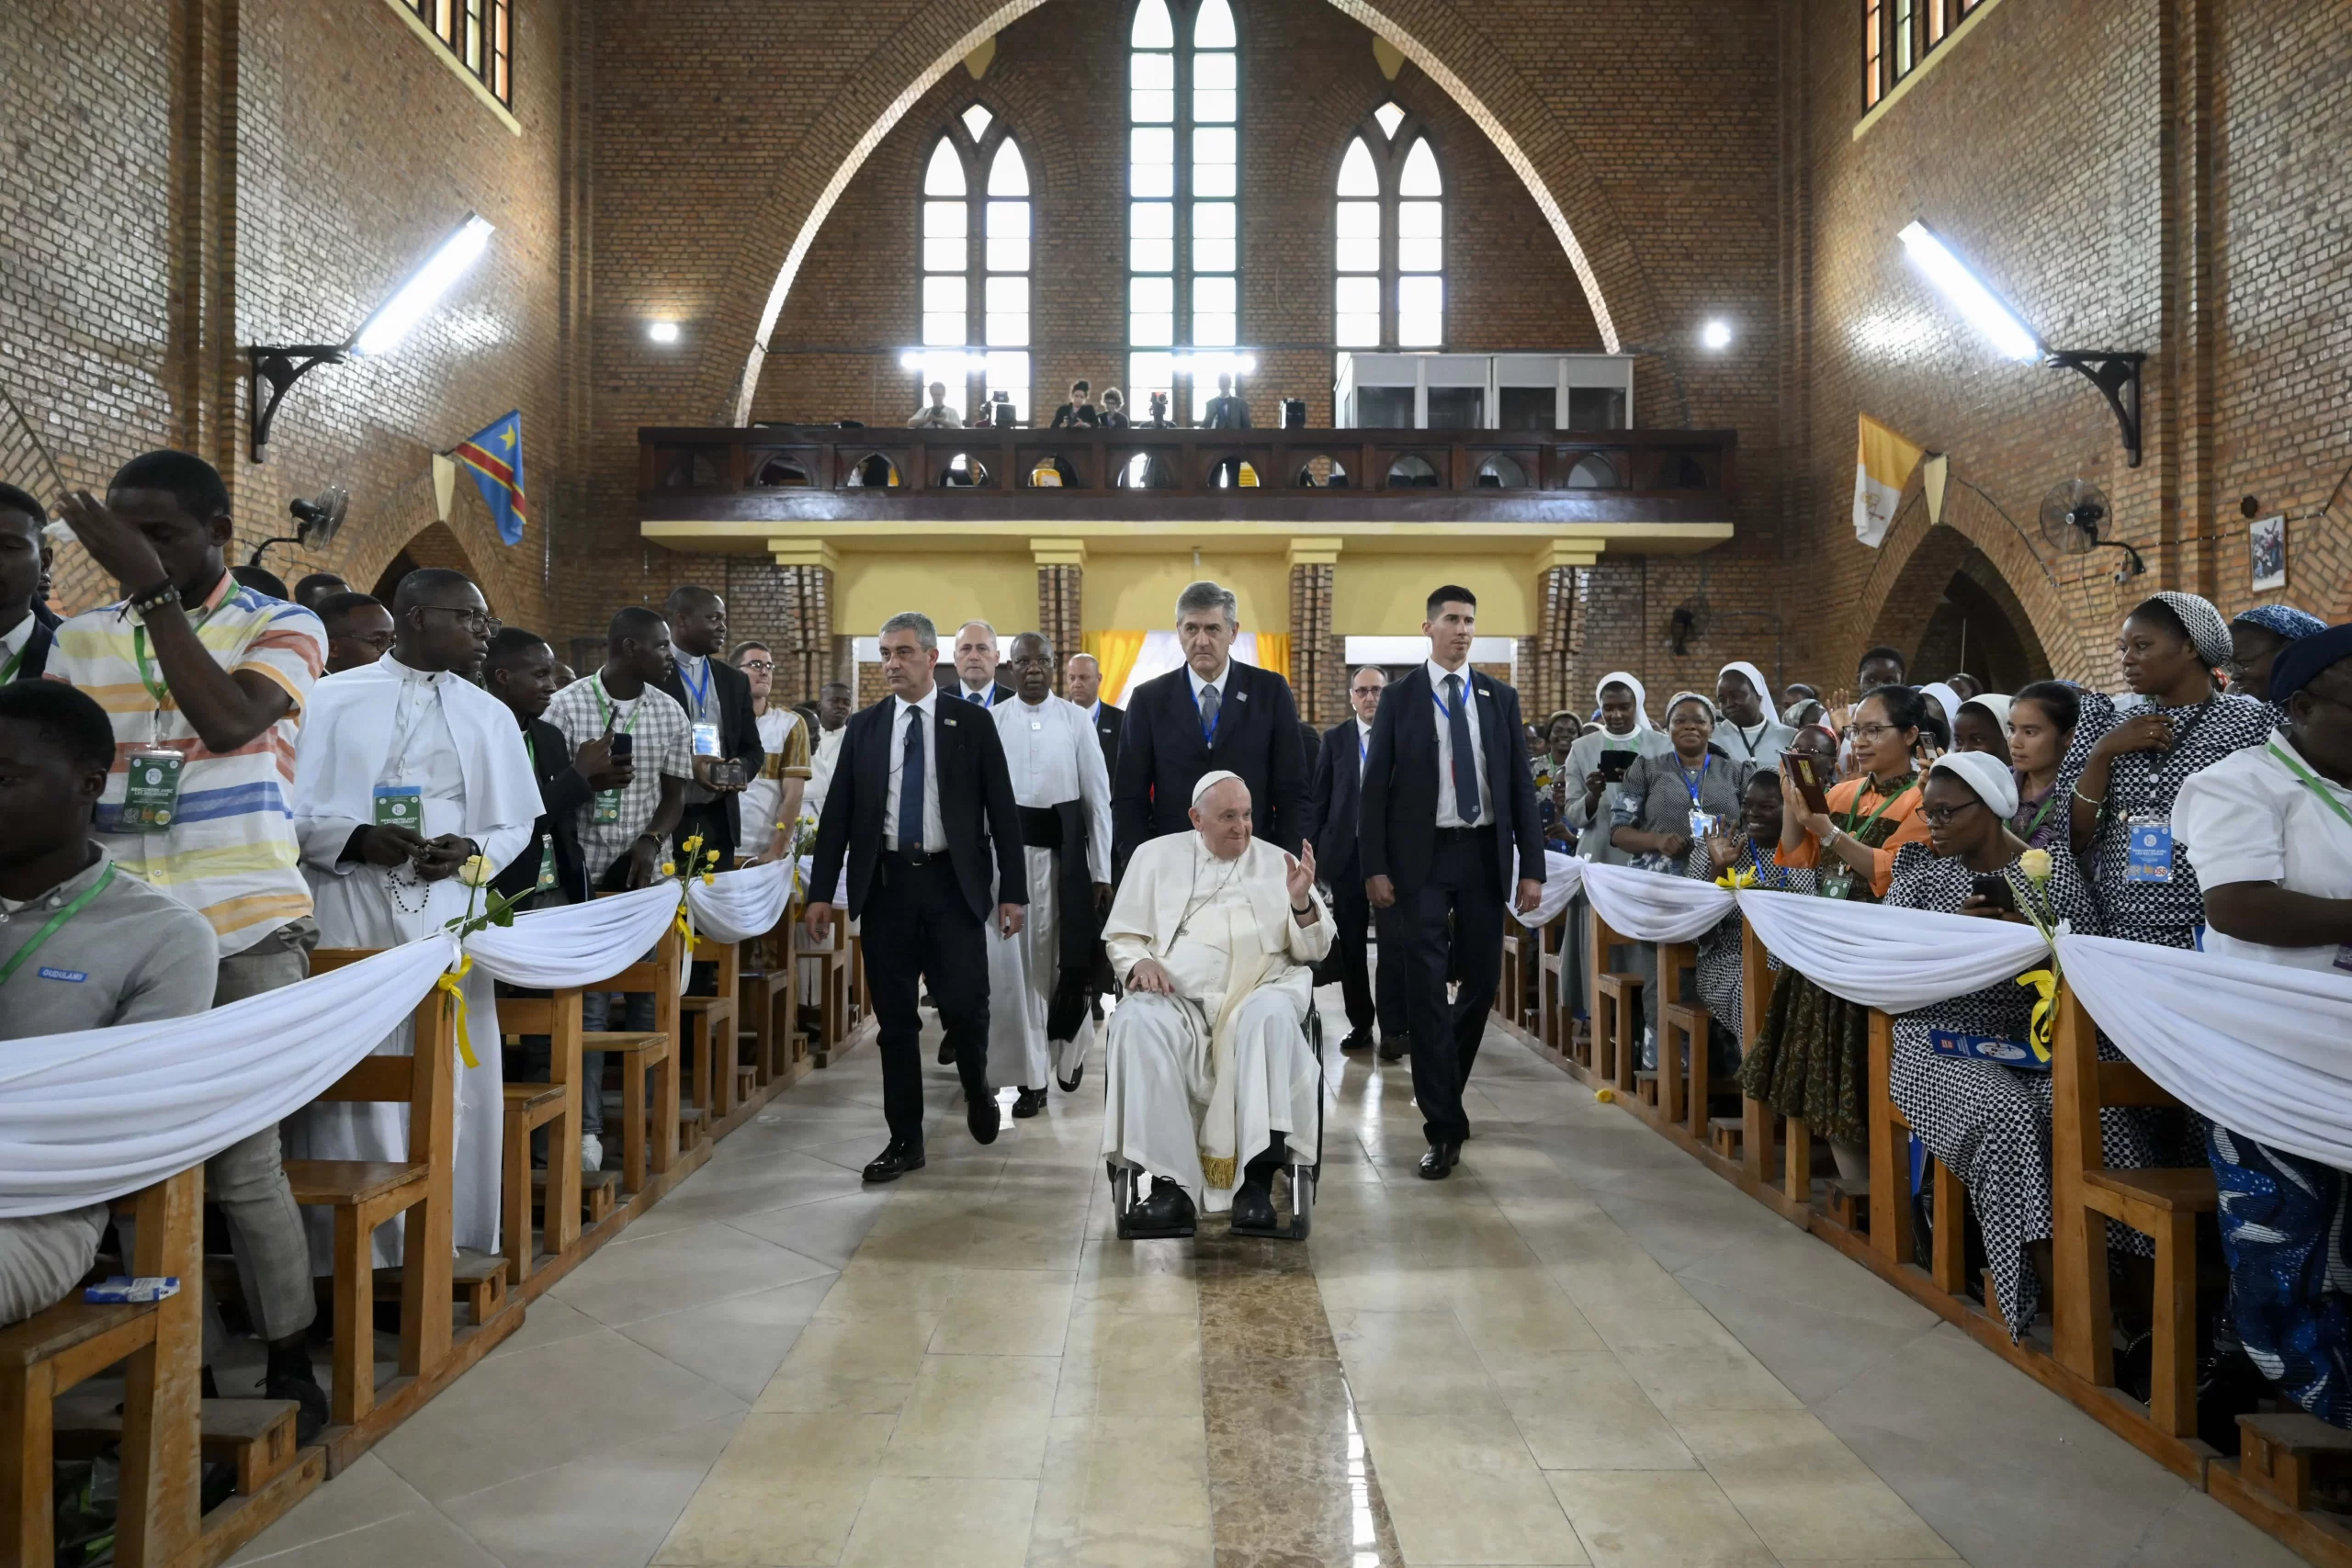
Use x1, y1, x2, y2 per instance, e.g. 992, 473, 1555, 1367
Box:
0, 863, 117, 989
130, 601, 215, 708
1842, 773, 1917, 841
2268, 743, 2352, 834
524, 730, 537, 771
590, 677, 643, 738
2015, 785, 2063, 842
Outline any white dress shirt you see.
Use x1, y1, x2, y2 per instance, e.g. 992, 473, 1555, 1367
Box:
1186, 660, 1232, 728
0, 614, 34, 677
1427, 658, 1491, 828
1352, 716, 1373, 776
2177, 731, 2352, 973
882, 690, 947, 852
993, 694, 1114, 877
959, 679, 1000, 709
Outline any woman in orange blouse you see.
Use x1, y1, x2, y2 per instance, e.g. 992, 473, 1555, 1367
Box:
1739, 684, 1933, 1179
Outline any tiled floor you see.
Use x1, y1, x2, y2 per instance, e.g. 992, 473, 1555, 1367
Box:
230, 999, 2303, 1567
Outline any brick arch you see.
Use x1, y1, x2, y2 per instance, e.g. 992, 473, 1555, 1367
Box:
1845, 469, 2097, 687
706, 0, 1659, 423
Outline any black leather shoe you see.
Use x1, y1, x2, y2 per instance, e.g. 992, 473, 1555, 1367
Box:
1125, 1180, 1197, 1238
1378, 1035, 1408, 1062
937, 1039, 958, 1065
1229, 1180, 1278, 1234
969, 1090, 1001, 1145
863, 1141, 927, 1183
1057, 1063, 1085, 1093
1012, 1086, 1047, 1118
1340, 1027, 1374, 1053
1417, 1142, 1460, 1179
263, 1369, 329, 1447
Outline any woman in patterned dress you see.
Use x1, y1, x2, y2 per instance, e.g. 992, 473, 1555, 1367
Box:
2065, 593, 2274, 949
1883, 753, 2154, 1337
1684, 770, 1815, 1071
1738, 685, 1933, 1179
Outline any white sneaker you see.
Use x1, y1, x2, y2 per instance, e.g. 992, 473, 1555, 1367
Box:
580, 1134, 604, 1171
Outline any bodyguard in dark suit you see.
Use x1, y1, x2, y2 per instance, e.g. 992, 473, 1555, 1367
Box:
943, 619, 1016, 708
1361, 586, 1545, 1179
0, 485, 57, 682
481, 628, 625, 906
808, 612, 1028, 1182
1304, 664, 1407, 1056
658, 585, 764, 865
1064, 649, 1124, 777
1112, 581, 1306, 870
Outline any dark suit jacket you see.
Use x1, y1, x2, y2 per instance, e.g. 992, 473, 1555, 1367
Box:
493, 716, 594, 904
1303, 718, 1372, 883
1113, 660, 1305, 868
658, 653, 765, 853
1360, 664, 1544, 900
6, 610, 55, 682
808, 696, 1027, 924
1091, 701, 1124, 778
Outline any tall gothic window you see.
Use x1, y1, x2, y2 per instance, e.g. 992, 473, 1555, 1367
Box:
916, 106, 1032, 422
1334, 103, 1444, 352
1128, 0, 1239, 423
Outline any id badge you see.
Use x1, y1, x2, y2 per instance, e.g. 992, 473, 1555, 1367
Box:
1820, 866, 1855, 901
373, 784, 423, 829
594, 789, 623, 826
534, 832, 558, 892
2332, 944, 2352, 976
1688, 810, 1721, 841
2123, 816, 2174, 884
122, 750, 184, 832
692, 721, 722, 759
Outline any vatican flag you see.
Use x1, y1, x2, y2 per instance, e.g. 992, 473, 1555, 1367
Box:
1852, 413, 1923, 547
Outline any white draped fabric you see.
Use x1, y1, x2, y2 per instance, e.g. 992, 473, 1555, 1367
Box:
1510, 851, 1584, 928
1580, 862, 1735, 943
2057, 933, 2352, 1170
1734, 887, 2052, 1014
464, 884, 684, 989
686, 859, 791, 943
0, 940, 458, 1219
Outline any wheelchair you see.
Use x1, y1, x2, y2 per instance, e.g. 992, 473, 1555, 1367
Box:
1107, 998, 1327, 1243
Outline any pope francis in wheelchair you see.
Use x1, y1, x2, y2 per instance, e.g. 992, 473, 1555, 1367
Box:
1102, 770, 1331, 1240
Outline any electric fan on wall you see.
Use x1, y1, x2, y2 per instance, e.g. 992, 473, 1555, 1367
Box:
2038, 479, 2146, 582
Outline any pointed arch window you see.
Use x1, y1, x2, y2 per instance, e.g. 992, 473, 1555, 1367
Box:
1333, 103, 1444, 351
915, 108, 1033, 423
1128, 0, 1240, 423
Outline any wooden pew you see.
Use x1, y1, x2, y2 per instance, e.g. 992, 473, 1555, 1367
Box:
681, 930, 744, 1127
1587, 905, 1642, 1098
1861, 1005, 1970, 1296
1534, 906, 1573, 1060
740, 909, 799, 1082
495, 987, 590, 1289
582, 917, 684, 1194
796, 906, 854, 1067
3, 1168, 206, 1568
2049, 984, 2217, 1442
1655, 940, 1709, 1139
1734, 922, 1811, 1211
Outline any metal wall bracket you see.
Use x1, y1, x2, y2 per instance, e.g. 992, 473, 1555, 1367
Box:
2043, 350, 2145, 468
246, 345, 345, 463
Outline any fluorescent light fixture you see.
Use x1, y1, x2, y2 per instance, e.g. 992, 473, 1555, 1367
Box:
647, 321, 681, 344
1700, 319, 1732, 351
1897, 220, 2041, 362
349, 213, 494, 357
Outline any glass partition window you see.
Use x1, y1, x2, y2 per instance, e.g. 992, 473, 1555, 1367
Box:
1129, 0, 1240, 421
1332, 103, 1444, 352
915, 112, 1032, 422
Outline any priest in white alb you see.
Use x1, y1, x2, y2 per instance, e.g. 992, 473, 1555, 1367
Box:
989, 632, 1114, 1114
285, 569, 539, 1267
1101, 771, 1329, 1237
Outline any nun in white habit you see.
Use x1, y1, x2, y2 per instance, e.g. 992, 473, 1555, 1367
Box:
1563, 671, 1673, 866
1100, 771, 1330, 1236
285, 576, 539, 1269
1713, 660, 1797, 768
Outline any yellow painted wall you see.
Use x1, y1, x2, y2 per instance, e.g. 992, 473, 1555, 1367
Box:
1082, 552, 1294, 634
1331, 557, 1532, 637
834, 554, 1038, 639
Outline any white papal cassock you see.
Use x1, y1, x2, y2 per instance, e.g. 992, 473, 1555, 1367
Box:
1101, 830, 1331, 1209
286, 654, 539, 1268
987, 694, 1114, 1089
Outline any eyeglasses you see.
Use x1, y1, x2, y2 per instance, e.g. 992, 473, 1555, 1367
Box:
420, 606, 500, 636
1919, 799, 1983, 827
1849, 722, 1910, 742
740, 660, 775, 672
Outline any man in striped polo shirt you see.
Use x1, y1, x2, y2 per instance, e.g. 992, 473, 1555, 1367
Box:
50, 450, 330, 1437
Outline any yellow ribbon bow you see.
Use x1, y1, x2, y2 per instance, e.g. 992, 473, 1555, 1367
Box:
2017, 968, 2057, 1065
1713, 863, 1758, 891
673, 895, 695, 957
435, 953, 481, 1069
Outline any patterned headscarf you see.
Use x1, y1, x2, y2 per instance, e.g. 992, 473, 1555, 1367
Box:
1663, 691, 1717, 726
2230, 604, 2327, 643
2147, 591, 2234, 667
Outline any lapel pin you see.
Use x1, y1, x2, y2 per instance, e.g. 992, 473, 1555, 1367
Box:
1235, 691, 1250, 703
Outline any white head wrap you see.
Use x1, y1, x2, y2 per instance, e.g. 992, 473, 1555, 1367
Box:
1957, 694, 2011, 734
1920, 682, 1962, 741
1715, 661, 1775, 716
1191, 769, 1245, 807
1593, 671, 1653, 732
1930, 750, 2019, 819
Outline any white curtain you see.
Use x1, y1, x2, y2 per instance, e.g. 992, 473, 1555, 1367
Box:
1580, 862, 1735, 943
2058, 933, 2352, 1170
463, 884, 683, 989
0, 940, 458, 1219
1510, 851, 1584, 928
1734, 888, 2052, 1013
1107, 630, 1265, 708
686, 860, 791, 943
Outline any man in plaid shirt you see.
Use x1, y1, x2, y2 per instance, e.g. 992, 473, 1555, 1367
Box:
543, 605, 692, 1168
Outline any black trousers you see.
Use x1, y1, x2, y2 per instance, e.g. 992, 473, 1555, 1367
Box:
675, 800, 739, 869
1330, 876, 1408, 1040
1384, 830, 1502, 1145
861, 852, 992, 1145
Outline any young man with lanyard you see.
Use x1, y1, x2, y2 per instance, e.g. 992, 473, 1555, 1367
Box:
0, 682, 220, 1326
0, 484, 58, 682
730, 639, 811, 865
2176, 621, 2352, 1430
544, 606, 693, 1168
46, 450, 331, 1434
657, 585, 763, 868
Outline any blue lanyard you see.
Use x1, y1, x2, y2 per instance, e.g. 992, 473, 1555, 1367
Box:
1677, 754, 1712, 804
968, 685, 996, 710
680, 655, 714, 715
1744, 840, 1783, 889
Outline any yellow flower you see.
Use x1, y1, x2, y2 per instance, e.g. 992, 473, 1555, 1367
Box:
2019, 847, 2053, 885
660, 861, 676, 877
1713, 864, 1758, 891
458, 854, 494, 888
1594, 1086, 1617, 1104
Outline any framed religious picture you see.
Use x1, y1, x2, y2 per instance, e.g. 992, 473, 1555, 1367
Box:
2248, 513, 2288, 592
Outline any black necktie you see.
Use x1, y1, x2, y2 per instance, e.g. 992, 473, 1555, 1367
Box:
1445, 673, 1479, 824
